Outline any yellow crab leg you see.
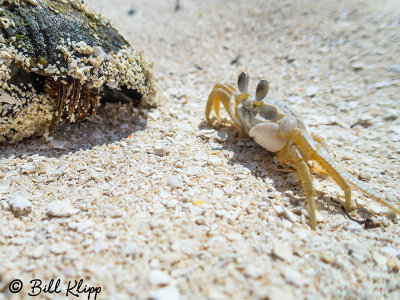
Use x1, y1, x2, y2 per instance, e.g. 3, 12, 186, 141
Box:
279, 142, 317, 229
293, 130, 355, 212
211, 83, 235, 120
293, 129, 400, 214
205, 88, 243, 130
205, 88, 231, 124
316, 146, 400, 214
311, 133, 330, 153
213, 82, 235, 93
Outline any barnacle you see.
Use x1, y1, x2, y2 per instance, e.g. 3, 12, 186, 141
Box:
0, 0, 156, 143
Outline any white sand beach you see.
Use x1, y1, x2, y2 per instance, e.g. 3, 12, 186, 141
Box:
1, 0, 400, 299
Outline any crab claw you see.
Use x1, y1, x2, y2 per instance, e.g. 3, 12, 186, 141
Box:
278, 116, 297, 139
249, 122, 289, 152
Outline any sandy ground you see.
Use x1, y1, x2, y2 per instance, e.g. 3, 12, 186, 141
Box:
1, 0, 400, 299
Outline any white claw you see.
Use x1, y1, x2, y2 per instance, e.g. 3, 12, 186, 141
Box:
278, 116, 297, 138
249, 122, 289, 152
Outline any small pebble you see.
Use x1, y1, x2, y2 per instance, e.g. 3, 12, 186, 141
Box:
171, 239, 201, 255
373, 81, 393, 89
286, 173, 300, 185
245, 264, 264, 278
46, 200, 79, 217
1, 200, 9, 210
266, 286, 296, 300
8, 195, 32, 215
31, 246, 46, 259
166, 199, 179, 208
49, 140, 68, 149
196, 129, 215, 139
127, 7, 135, 15
49, 242, 71, 255
282, 268, 307, 287
68, 220, 93, 233
190, 205, 203, 216
0, 183, 9, 195
167, 175, 183, 188
93, 46, 105, 58
272, 241, 294, 263
149, 286, 180, 300
212, 188, 224, 199
13, 238, 27, 245
373, 252, 388, 269
223, 186, 235, 195
183, 166, 198, 176
207, 156, 224, 167
147, 269, 172, 286
305, 86, 319, 97
215, 131, 228, 142
321, 251, 335, 264
392, 64, 400, 74
282, 207, 298, 223
159, 253, 181, 265
381, 246, 400, 258
387, 258, 399, 272
148, 109, 161, 120
159, 190, 170, 199
124, 243, 139, 257
215, 210, 228, 218
350, 61, 364, 71
154, 144, 168, 156
175, 123, 192, 132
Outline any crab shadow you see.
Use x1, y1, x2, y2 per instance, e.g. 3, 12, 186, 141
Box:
202, 122, 357, 219
0, 102, 149, 159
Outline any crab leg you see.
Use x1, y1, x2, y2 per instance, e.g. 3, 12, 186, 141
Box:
316, 146, 400, 214
308, 134, 329, 175
215, 83, 236, 119
77, 93, 92, 120
206, 86, 242, 129
207, 83, 235, 121
68, 79, 81, 118
50, 80, 67, 130
293, 129, 400, 214
279, 142, 317, 229
212, 82, 235, 94
311, 133, 330, 152
88, 94, 100, 119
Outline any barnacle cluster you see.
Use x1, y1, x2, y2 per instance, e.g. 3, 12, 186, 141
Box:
0, 0, 156, 143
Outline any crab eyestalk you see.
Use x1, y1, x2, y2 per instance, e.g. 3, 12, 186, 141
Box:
237, 72, 249, 93
255, 80, 269, 101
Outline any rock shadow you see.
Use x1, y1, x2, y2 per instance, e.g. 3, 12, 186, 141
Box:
0, 102, 149, 159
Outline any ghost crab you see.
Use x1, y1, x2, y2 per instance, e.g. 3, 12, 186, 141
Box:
205, 72, 399, 230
